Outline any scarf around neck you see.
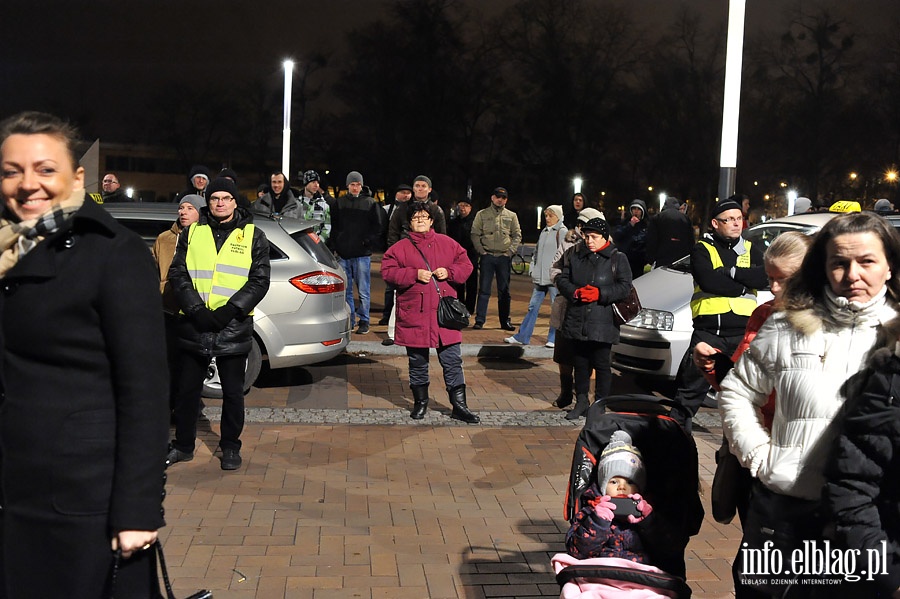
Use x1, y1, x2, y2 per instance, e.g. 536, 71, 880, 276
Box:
0, 189, 85, 277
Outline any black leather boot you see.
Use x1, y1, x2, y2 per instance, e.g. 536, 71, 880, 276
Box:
410, 384, 430, 420
552, 372, 574, 409
565, 394, 590, 420
448, 384, 480, 424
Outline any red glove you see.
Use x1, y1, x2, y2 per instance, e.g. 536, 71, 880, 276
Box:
590, 494, 616, 521
627, 493, 653, 523
574, 285, 600, 303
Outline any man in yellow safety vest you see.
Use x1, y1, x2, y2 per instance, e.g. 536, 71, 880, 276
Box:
166, 177, 271, 470
672, 195, 767, 429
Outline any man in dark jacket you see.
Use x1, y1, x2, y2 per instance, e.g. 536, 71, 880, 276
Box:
646, 196, 694, 268
379, 183, 413, 327
672, 196, 767, 427
447, 198, 478, 313
614, 199, 649, 278
167, 177, 271, 470
100, 172, 132, 203
252, 171, 301, 219
330, 170, 382, 334
175, 164, 210, 202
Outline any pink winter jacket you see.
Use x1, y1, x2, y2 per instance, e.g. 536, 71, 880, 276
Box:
382, 229, 473, 348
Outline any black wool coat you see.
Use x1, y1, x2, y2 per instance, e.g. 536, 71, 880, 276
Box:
556, 243, 632, 344
0, 198, 169, 597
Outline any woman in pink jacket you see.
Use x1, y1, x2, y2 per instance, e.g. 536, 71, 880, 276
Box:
382, 201, 478, 422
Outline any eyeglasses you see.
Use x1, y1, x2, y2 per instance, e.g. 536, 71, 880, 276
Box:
411, 215, 432, 222
494, 194, 508, 199
715, 216, 743, 225
210, 196, 235, 204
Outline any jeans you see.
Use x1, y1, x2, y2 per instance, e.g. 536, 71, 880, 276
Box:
340, 256, 371, 326
475, 254, 511, 325
172, 352, 246, 452
513, 284, 557, 344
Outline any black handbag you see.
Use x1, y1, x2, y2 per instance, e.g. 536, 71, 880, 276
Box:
411, 241, 470, 330
610, 250, 642, 326
110, 541, 212, 599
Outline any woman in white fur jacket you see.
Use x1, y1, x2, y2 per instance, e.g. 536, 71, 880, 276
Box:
719, 212, 900, 596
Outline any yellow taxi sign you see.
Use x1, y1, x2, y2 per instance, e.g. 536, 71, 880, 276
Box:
828, 200, 861, 213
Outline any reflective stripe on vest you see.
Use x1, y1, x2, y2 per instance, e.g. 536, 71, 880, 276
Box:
690, 239, 757, 319
184, 223, 255, 313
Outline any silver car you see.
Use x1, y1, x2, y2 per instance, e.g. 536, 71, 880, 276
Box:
611, 211, 900, 382
104, 203, 351, 396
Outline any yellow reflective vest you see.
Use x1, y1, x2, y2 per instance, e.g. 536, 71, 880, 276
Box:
184, 223, 256, 313
690, 239, 757, 319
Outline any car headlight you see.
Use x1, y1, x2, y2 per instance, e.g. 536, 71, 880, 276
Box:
627, 309, 674, 331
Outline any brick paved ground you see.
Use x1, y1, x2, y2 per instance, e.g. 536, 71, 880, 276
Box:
161, 255, 742, 598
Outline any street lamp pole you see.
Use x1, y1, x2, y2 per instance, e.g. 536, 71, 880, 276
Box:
282, 60, 294, 178
717, 0, 747, 202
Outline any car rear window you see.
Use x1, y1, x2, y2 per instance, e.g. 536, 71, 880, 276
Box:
290, 230, 340, 268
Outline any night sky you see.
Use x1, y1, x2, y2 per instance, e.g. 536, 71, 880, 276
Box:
2, 0, 896, 142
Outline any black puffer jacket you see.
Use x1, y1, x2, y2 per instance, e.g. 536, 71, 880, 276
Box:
169, 206, 270, 356
824, 346, 900, 596
556, 243, 632, 344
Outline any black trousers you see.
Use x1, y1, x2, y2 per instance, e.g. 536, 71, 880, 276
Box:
571, 340, 613, 400
172, 352, 246, 452
672, 328, 744, 425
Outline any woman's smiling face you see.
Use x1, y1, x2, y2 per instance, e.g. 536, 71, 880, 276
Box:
2, 133, 83, 221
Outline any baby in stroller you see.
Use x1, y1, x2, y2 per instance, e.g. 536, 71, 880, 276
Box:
553, 396, 704, 599
566, 431, 675, 565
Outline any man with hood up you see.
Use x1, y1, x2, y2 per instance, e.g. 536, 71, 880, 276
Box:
646, 196, 694, 268
166, 177, 271, 471
614, 199, 649, 278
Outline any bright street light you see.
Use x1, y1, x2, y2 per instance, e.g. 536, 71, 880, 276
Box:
282, 60, 294, 177
573, 177, 583, 194
787, 189, 798, 215
658, 192, 667, 212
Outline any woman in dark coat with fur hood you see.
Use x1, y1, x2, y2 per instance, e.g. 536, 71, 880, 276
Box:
0, 112, 169, 597
555, 217, 632, 420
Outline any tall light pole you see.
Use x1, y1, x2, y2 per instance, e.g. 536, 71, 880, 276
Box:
717, 0, 747, 202
282, 60, 294, 178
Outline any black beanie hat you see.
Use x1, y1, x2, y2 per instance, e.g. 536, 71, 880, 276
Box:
205, 177, 239, 204
581, 217, 609, 237
713, 195, 743, 217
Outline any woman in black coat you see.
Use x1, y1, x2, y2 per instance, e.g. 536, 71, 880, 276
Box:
824, 344, 900, 597
555, 217, 632, 420
0, 112, 169, 597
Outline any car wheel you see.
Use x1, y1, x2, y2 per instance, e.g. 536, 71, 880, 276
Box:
202, 337, 263, 399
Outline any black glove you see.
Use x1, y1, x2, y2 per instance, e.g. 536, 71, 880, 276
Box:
212, 304, 241, 329
191, 307, 220, 332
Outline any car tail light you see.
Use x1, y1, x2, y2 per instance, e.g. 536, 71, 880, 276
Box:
290, 271, 345, 293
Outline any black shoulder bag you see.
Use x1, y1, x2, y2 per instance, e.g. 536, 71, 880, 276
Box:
410, 241, 470, 330
610, 249, 642, 326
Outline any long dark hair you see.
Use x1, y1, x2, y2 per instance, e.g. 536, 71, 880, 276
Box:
782, 213, 900, 311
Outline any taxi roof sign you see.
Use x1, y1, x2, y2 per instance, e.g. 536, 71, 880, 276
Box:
828, 200, 861, 213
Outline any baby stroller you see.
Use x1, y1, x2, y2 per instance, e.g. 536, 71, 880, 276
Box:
555, 395, 705, 598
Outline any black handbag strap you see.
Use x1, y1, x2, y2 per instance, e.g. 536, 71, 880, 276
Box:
409, 240, 444, 297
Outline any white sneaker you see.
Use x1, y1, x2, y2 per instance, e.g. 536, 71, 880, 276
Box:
504, 336, 523, 345
545, 342, 555, 348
